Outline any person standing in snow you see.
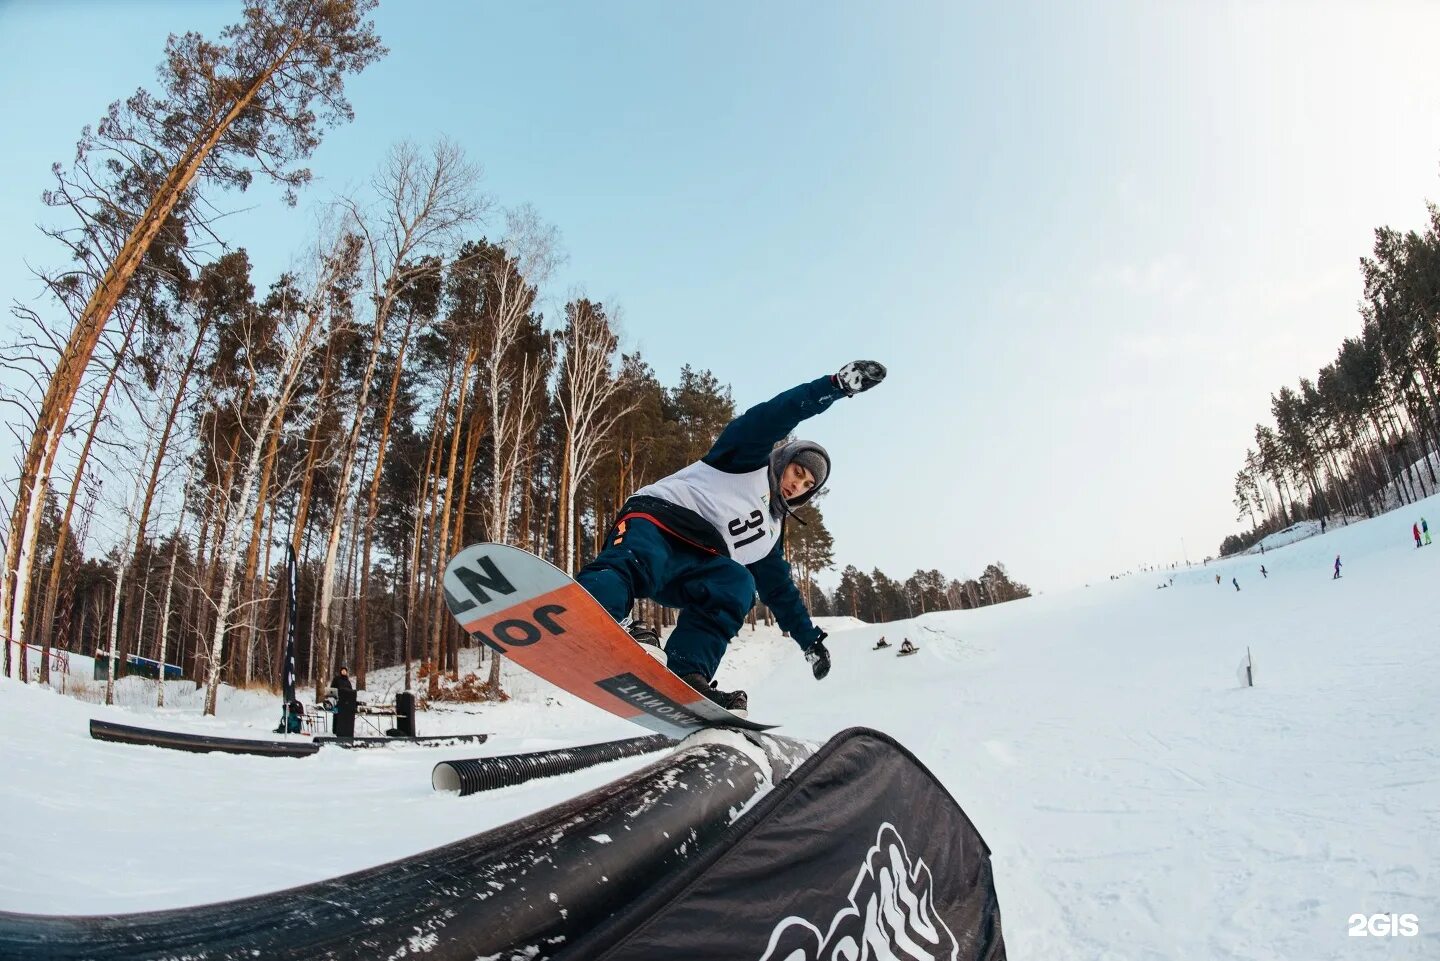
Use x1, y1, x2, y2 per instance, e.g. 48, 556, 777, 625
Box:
575, 361, 887, 714
1333, 554, 1342, 579
1423, 517, 1432, 546
1215, 573, 1221, 585
1414, 523, 1422, 549
329, 665, 357, 737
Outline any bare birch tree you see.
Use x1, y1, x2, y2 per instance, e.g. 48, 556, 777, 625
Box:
103, 429, 159, 706
557, 298, 635, 573
17, 306, 143, 684
478, 206, 562, 545
200, 231, 359, 715
314, 140, 485, 698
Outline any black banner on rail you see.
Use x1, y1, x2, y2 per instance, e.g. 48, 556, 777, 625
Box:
570, 727, 1006, 961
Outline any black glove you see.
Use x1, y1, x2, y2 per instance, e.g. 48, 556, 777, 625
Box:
834, 360, 886, 396
804, 634, 831, 680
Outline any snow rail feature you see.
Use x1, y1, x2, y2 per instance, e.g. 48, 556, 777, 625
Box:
315, 733, 489, 749
432, 734, 672, 795
564, 726, 1007, 960
0, 732, 806, 960
88, 718, 318, 757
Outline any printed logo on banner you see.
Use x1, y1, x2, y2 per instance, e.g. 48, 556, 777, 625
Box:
758, 822, 958, 961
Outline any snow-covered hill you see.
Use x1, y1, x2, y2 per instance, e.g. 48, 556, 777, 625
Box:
3, 498, 1438, 959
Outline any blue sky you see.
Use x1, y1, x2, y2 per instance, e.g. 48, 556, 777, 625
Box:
3, 0, 1440, 591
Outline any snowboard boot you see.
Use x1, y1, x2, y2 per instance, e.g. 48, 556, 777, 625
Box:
622, 618, 667, 664
625, 619, 662, 649
679, 672, 748, 716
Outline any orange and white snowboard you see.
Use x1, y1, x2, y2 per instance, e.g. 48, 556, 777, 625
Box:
443, 543, 774, 739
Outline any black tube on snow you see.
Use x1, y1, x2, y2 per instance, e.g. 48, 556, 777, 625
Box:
89, 718, 318, 757
431, 734, 673, 795
316, 733, 489, 749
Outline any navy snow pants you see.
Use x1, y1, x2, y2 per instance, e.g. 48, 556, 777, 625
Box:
576, 517, 754, 680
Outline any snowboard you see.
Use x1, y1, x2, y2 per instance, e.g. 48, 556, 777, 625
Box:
897, 647, 920, 657
443, 543, 775, 739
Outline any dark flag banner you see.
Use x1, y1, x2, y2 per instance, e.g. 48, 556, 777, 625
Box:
568, 727, 1006, 961
282, 543, 298, 707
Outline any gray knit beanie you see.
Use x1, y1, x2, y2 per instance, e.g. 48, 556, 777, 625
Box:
769, 440, 831, 512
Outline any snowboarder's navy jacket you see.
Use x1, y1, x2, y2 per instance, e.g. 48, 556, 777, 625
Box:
613, 374, 845, 644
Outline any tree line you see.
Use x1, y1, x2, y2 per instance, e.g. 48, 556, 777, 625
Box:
0, 0, 861, 709
1223, 195, 1440, 556
0, 1, 1032, 713
831, 563, 1031, 623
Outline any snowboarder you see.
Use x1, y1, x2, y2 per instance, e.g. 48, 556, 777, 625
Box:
1232, 577, 1240, 591
1321, 516, 1327, 533
1414, 523, 1422, 549
1260, 564, 1268, 578
873, 637, 890, 650
574, 361, 887, 713
1215, 573, 1221, 585
898, 639, 918, 656
1333, 554, 1342, 579
1423, 517, 1432, 546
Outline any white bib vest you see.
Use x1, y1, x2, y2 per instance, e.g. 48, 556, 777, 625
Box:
633, 460, 780, 565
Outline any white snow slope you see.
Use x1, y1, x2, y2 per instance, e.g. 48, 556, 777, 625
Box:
3, 498, 1439, 960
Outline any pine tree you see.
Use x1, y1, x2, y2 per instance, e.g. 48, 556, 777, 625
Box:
3, 0, 384, 676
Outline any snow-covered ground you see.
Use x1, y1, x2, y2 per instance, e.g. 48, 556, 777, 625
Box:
3, 499, 1438, 959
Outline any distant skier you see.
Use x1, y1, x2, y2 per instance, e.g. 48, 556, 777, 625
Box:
574, 361, 887, 713
1232, 577, 1240, 591
873, 637, 890, 650
1414, 523, 1422, 549
1333, 554, 1342, 579
1215, 573, 1221, 585
1321, 517, 1327, 533
898, 639, 918, 656
1423, 517, 1432, 546
1260, 564, 1268, 578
